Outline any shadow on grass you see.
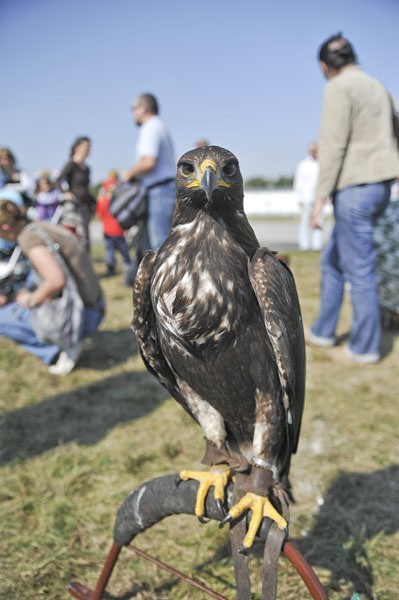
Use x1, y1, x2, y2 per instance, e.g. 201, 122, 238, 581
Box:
380, 326, 399, 359
294, 465, 399, 597
0, 370, 169, 466
79, 327, 138, 370
153, 541, 233, 598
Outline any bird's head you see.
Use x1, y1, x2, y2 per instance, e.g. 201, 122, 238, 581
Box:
174, 146, 244, 223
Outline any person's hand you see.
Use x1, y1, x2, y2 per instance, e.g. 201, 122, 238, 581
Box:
311, 198, 325, 229
0, 293, 8, 307
63, 191, 76, 201
122, 169, 133, 182
15, 289, 34, 308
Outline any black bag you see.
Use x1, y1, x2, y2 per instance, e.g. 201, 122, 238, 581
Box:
109, 180, 148, 229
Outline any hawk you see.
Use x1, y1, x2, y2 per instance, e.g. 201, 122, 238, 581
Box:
132, 146, 305, 552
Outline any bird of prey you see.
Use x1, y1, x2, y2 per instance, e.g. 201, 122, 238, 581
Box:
132, 146, 305, 552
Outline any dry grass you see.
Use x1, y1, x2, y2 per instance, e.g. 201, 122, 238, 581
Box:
0, 243, 398, 599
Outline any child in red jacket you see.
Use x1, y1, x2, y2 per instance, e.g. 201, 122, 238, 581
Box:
96, 170, 135, 285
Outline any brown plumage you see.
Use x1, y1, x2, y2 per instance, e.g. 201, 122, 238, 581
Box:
132, 145, 305, 550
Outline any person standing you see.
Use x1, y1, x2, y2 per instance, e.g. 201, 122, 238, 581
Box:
96, 170, 135, 285
56, 136, 96, 252
123, 93, 176, 251
294, 141, 323, 251
309, 34, 399, 363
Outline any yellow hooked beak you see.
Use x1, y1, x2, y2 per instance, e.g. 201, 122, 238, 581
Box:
187, 159, 230, 200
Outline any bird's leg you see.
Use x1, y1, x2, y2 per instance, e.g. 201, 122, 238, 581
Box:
221, 389, 289, 552
179, 438, 241, 521
174, 380, 249, 521
220, 464, 288, 553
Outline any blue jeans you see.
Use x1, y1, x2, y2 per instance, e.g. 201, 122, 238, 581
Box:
146, 181, 176, 250
0, 301, 104, 365
311, 181, 391, 357
104, 235, 132, 270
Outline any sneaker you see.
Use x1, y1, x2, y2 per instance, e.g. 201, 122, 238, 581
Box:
48, 342, 82, 376
304, 327, 336, 347
344, 345, 380, 364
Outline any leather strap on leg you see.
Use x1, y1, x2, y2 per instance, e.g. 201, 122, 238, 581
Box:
230, 472, 251, 599
201, 439, 250, 472
261, 484, 290, 600
261, 523, 286, 600
230, 519, 252, 600
248, 465, 274, 496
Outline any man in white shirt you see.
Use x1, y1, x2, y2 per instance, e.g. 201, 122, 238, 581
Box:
123, 93, 176, 250
294, 141, 323, 251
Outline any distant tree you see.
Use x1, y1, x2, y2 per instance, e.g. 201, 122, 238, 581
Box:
274, 175, 294, 188
90, 182, 102, 199
245, 177, 273, 189
245, 175, 294, 189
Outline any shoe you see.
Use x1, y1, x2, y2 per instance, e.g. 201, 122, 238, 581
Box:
48, 342, 82, 376
344, 345, 380, 364
104, 267, 116, 277
304, 326, 336, 347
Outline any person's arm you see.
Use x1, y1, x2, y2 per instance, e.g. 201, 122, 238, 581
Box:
15, 246, 66, 308
316, 83, 351, 200
7, 170, 31, 194
389, 94, 399, 153
311, 197, 328, 229
293, 164, 303, 206
123, 119, 161, 182
95, 194, 108, 220
311, 83, 351, 229
55, 162, 76, 200
122, 156, 156, 182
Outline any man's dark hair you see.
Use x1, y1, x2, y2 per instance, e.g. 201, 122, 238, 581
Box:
318, 33, 357, 69
137, 93, 159, 115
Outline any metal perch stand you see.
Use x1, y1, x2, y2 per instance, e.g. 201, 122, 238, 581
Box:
68, 474, 327, 600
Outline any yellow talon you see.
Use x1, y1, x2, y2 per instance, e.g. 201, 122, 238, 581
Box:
227, 492, 287, 549
179, 467, 233, 519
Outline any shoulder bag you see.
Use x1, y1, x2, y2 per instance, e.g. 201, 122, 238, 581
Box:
109, 179, 148, 229
109, 177, 175, 230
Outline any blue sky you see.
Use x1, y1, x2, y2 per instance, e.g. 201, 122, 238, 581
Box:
2, 0, 398, 184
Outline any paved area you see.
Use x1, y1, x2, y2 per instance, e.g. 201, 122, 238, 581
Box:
248, 217, 332, 250
90, 217, 333, 252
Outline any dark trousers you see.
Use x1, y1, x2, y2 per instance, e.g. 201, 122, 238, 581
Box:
104, 235, 132, 271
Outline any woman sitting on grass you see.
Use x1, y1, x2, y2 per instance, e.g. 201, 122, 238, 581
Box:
0, 200, 105, 375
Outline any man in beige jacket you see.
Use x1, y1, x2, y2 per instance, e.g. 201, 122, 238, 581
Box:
308, 34, 399, 363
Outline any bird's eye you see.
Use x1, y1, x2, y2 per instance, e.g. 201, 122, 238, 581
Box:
180, 162, 195, 176
223, 161, 237, 177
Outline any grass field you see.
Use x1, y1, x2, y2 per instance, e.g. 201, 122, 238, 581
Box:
0, 245, 398, 599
